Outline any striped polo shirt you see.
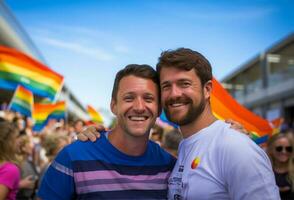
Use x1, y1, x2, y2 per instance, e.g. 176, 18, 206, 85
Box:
38, 132, 176, 199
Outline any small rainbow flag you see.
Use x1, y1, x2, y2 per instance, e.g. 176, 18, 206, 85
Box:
33, 101, 66, 131
158, 111, 178, 129
9, 85, 34, 117
270, 117, 284, 135
211, 78, 273, 143
87, 105, 103, 124
0, 46, 64, 101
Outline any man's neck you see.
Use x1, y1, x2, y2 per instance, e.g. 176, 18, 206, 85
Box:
108, 128, 149, 156
180, 105, 217, 139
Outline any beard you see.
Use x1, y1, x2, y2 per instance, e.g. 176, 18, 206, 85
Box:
164, 92, 206, 126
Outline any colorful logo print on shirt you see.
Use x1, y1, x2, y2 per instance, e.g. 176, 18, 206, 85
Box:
191, 157, 200, 169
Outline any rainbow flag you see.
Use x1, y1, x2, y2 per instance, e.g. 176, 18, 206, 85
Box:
211, 78, 273, 143
270, 117, 284, 135
0, 46, 64, 101
158, 111, 178, 129
33, 101, 66, 131
87, 105, 103, 124
9, 85, 34, 117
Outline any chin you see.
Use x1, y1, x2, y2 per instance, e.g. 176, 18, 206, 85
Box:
128, 128, 150, 137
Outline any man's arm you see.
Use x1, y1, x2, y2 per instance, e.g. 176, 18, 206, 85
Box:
38, 147, 76, 199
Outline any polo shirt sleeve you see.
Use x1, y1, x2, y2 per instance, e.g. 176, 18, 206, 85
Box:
38, 147, 76, 200
219, 134, 280, 200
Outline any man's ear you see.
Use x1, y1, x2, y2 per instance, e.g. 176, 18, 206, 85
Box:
110, 99, 117, 115
204, 80, 213, 99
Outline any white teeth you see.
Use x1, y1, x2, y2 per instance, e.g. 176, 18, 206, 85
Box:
129, 116, 147, 121
171, 103, 184, 107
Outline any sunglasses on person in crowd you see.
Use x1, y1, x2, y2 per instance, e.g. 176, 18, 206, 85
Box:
275, 146, 293, 153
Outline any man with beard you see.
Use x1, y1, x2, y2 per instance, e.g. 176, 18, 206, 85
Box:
157, 48, 279, 199
77, 48, 279, 199
38, 65, 176, 199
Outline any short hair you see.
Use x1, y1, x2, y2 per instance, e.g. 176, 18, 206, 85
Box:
162, 129, 183, 151
151, 124, 164, 140
156, 48, 212, 86
74, 119, 85, 126
111, 64, 160, 101
42, 133, 68, 157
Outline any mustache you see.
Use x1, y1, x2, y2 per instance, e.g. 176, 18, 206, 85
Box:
165, 96, 192, 106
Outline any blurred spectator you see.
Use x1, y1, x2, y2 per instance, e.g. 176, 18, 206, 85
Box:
0, 120, 21, 200
16, 134, 39, 200
285, 128, 294, 142
161, 129, 183, 157
69, 119, 85, 141
24, 118, 34, 137
74, 119, 85, 133
150, 124, 164, 146
38, 133, 69, 188
13, 117, 25, 132
267, 134, 294, 200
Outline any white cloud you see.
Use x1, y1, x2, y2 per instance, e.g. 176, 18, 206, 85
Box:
114, 45, 130, 53
37, 36, 114, 61
30, 25, 131, 60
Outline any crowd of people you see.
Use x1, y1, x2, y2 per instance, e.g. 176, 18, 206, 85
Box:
0, 109, 84, 200
0, 48, 293, 199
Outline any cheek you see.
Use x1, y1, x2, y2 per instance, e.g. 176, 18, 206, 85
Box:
161, 93, 168, 104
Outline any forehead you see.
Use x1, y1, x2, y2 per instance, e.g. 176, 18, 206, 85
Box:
118, 75, 158, 95
275, 137, 290, 145
159, 67, 199, 83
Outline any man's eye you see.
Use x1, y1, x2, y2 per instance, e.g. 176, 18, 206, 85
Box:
161, 84, 170, 90
181, 82, 190, 87
124, 97, 133, 102
145, 97, 154, 103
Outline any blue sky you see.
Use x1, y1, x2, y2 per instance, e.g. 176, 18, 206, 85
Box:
5, 0, 294, 120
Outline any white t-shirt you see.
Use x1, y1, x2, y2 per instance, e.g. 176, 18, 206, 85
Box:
168, 120, 280, 200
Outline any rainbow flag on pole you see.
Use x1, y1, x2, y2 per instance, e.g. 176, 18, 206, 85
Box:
9, 85, 34, 117
33, 101, 66, 131
211, 78, 273, 144
87, 105, 103, 124
0, 46, 64, 101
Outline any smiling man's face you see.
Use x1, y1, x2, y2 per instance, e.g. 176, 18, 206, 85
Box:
160, 67, 207, 126
111, 75, 159, 138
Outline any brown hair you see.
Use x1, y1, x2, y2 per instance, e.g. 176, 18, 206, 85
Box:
42, 133, 68, 160
267, 134, 294, 191
156, 48, 212, 86
0, 121, 19, 164
111, 64, 160, 101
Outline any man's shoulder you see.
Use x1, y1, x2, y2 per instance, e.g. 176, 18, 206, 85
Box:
214, 125, 265, 161
58, 139, 105, 161
214, 121, 252, 145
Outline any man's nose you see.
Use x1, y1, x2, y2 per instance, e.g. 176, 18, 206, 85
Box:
170, 85, 182, 97
133, 98, 145, 112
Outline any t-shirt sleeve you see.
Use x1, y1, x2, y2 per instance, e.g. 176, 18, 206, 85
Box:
0, 163, 20, 190
37, 147, 76, 200
219, 133, 280, 200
